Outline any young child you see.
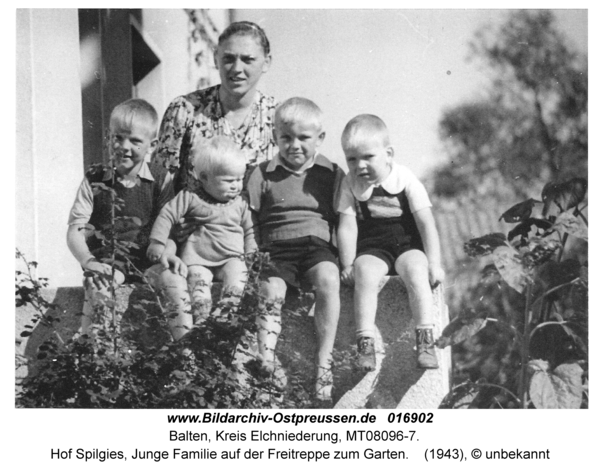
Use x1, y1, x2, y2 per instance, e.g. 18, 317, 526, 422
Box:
67, 98, 172, 336
147, 136, 256, 340
246, 97, 344, 401
336, 114, 445, 371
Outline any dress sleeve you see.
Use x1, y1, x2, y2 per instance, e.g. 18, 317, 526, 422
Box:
155, 96, 193, 172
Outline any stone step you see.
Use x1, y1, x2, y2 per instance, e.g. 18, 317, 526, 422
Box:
16, 278, 450, 408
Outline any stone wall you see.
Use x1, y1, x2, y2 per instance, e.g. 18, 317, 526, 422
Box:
16, 279, 450, 408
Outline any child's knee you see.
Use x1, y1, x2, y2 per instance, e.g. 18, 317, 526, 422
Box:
260, 277, 287, 302
312, 263, 340, 291
397, 256, 429, 284
354, 258, 385, 288
157, 268, 188, 290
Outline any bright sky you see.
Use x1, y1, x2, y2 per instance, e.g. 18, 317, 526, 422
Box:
234, 9, 588, 178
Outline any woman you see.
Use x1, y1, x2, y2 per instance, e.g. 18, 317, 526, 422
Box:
155, 21, 277, 193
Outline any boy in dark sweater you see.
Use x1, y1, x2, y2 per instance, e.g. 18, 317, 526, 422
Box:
67, 99, 173, 337
246, 97, 344, 401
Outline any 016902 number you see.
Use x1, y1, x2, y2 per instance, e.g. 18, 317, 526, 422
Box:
387, 412, 433, 423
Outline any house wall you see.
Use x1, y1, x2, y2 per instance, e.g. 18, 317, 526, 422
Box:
16, 9, 85, 287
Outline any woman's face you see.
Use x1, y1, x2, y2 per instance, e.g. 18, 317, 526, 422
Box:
215, 34, 271, 98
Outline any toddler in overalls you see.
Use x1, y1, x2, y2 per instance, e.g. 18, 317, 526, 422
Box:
336, 114, 445, 371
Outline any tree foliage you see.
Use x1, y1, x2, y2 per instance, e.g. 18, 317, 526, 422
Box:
432, 10, 587, 198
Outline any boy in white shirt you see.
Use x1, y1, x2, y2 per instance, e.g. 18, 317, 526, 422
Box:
336, 114, 445, 371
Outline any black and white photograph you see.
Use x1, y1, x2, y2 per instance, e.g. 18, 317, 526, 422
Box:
8, 4, 594, 469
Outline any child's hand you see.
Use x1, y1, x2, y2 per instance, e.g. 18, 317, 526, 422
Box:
163, 253, 188, 278
82, 259, 123, 290
147, 241, 165, 264
428, 264, 445, 289
341, 265, 355, 286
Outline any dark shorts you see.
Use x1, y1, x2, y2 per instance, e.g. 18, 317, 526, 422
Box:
357, 221, 423, 276
260, 236, 339, 289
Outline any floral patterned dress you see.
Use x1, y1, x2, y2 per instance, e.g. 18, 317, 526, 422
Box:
155, 84, 278, 193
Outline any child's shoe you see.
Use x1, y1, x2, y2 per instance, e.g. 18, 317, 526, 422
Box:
356, 336, 376, 372
415, 327, 439, 369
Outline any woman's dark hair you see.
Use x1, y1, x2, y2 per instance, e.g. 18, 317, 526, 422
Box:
218, 21, 271, 56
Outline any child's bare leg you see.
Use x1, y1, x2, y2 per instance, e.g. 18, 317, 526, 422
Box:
152, 267, 193, 341
217, 258, 247, 306
395, 250, 438, 369
353, 255, 388, 372
353, 255, 389, 338
305, 261, 340, 399
257, 276, 287, 371
187, 265, 214, 322
394, 250, 433, 326
306, 261, 340, 370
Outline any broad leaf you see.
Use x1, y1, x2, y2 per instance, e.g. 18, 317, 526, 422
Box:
507, 218, 553, 242
464, 233, 507, 257
436, 315, 488, 348
492, 246, 529, 293
552, 210, 588, 241
542, 178, 587, 216
551, 363, 584, 409
499, 198, 541, 223
530, 370, 558, 408
528, 361, 583, 409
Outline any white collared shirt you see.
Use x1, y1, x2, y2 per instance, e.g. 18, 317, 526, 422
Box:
337, 162, 432, 216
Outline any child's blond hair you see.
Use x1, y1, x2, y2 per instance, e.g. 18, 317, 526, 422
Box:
341, 114, 391, 150
109, 98, 159, 138
191, 136, 246, 178
275, 97, 323, 131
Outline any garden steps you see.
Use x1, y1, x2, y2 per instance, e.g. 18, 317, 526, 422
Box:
16, 279, 450, 408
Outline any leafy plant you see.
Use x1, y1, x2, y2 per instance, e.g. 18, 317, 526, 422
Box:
438, 177, 588, 409
16, 245, 320, 408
